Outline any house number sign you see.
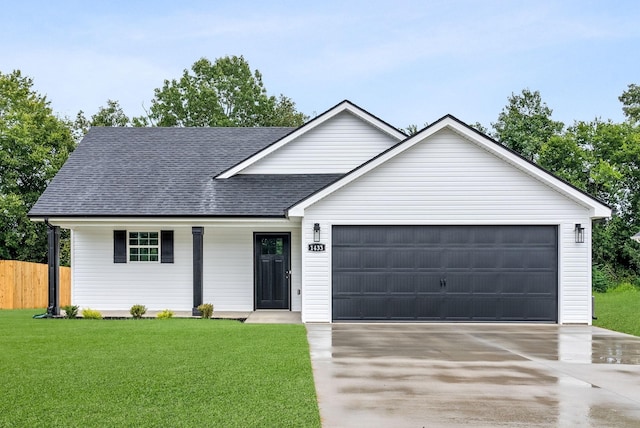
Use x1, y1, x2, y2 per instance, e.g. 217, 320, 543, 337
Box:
308, 243, 326, 252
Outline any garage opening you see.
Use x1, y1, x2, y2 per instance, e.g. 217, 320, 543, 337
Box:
332, 225, 558, 322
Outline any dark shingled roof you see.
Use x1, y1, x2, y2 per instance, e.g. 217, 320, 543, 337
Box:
29, 127, 343, 217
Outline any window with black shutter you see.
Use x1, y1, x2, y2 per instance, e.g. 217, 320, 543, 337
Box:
113, 230, 174, 263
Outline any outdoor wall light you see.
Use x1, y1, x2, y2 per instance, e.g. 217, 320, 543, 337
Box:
313, 223, 321, 242
574, 223, 585, 243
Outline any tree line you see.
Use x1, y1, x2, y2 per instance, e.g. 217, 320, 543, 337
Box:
1, 55, 639, 290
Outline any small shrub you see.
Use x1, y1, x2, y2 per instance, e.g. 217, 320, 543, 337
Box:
592, 265, 613, 293
156, 309, 174, 319
82, 308, 103, 320
61, 305, 79, 319
197, 303, 214, 319
130, 304, 147, 319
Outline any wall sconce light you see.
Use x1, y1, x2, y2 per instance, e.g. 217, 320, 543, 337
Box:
313, 223, 321, 242
574, 224, 585, 243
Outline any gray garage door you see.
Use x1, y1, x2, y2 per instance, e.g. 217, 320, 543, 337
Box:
332, 225, 558, 322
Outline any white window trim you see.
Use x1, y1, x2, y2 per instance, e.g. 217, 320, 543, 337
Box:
127, 231, 160, 263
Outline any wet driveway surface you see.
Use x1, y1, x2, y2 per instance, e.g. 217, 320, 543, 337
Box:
306, 324, 640, 427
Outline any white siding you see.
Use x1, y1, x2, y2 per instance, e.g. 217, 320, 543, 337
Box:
73, 226, 193, 311
240, 111, 399, 174
203, 224, 302, 312
71, 222, 302, 312
300, 129, 593, 324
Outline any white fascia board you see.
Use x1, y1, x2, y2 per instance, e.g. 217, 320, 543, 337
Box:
217, 101, 406, 179
31, 216, 301, 229
288, 116, 612, 219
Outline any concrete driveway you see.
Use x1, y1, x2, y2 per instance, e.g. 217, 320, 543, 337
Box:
306, 324, 640, 427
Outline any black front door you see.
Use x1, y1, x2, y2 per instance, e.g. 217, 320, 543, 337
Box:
255, 233, 290, 309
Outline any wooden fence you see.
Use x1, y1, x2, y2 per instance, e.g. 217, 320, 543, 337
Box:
0, 260, 71, 309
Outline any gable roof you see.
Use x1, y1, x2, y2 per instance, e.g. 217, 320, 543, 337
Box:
216, 100, 407, 178
29, 127, 340, 218
287, 115, 611, 219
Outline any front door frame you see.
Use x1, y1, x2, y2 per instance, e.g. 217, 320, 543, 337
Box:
253, 232, 291, 310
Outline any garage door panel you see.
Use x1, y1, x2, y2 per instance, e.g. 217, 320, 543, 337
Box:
333, 273, 386, 293
443, 296, 473, 320
388, 298, 418, 320
472, 298, 500, 319
387, 250, 422, 269
332, 249, 362, 269
415, 297, 442, 319
332, 298, 360, 320
525, 298, 558, 320
500, 297, 551, 320
332, 225, 558, 322
358, 250, 388, 269
359, 297, 389, 319
413, 227, 441, 244
526, 250, 558, 268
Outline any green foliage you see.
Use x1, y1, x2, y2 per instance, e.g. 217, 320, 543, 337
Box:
619, 83, 640, 124
72, 99, 132, 142
61, 305, 78, 319
129, 304, 147, 319
197, 303, 214, 319
593, 290, 640, 337
81, 308, 103, 320
0, 70, 75, 263
140, 56, 307, 127
403, 122, 429, 136
491, 88, 564, 161
469, 122, 489, 134
156, 309, 174, 319
609, 282, 639, 293
537, 118, 640, 280
592, 265, 613, 293
90, 99, 130, 127
0, 310, 320, 427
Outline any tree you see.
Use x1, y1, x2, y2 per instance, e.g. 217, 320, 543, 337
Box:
140, 56, 307, 127
469, 122, 489, 134
403, 122, 429, 136
538, 119, 640, 278
73, 100, 133, 142
491, 89, 564, 161
0, 70, 75, 263
619, 83, 640, 124
90, 99, 130, 127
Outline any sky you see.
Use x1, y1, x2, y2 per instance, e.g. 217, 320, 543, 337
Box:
2, 0, 639, 131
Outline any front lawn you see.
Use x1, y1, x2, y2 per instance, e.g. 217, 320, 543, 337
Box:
0, 310, 320, 427
593, 289, 640, 337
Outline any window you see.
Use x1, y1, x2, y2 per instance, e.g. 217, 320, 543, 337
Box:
129, 232, 159, 262
114, 230, 173, 264
260, 237, 284, 255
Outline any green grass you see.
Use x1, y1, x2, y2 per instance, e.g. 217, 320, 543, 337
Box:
593, 288, 640, 337
0, 310, 320, 427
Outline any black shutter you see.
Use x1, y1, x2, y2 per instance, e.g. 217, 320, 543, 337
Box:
114, 230, 127, 263
161, 230, 174, 263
